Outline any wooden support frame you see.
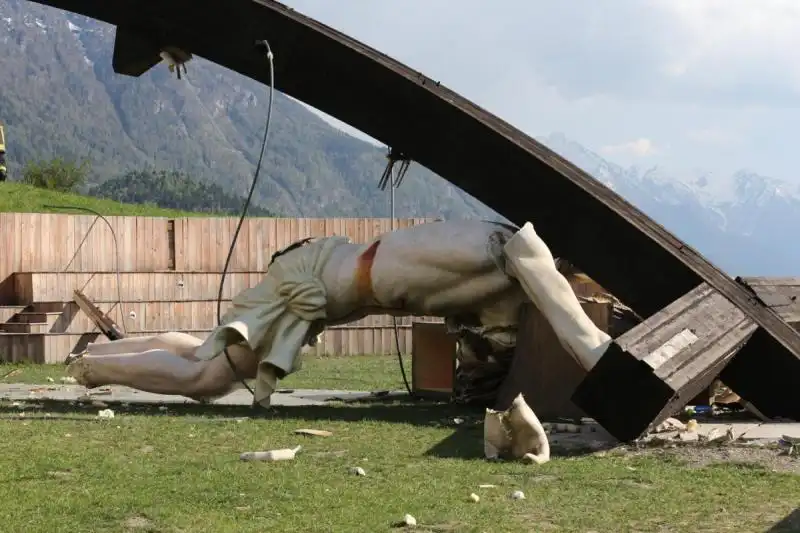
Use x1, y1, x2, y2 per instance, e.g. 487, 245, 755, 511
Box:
72, 289, 126, 341
572, 283, 757, 442
717, 278, 800, 420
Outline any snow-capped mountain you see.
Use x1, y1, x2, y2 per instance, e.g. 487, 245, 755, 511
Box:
537, 133, 799, 276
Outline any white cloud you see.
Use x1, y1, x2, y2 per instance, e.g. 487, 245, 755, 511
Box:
600, 139, 658, 157
686, 128, 742, 147
283, 0, 800, 183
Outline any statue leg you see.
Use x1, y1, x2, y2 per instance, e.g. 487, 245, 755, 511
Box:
65, 341, 258, 400
503, 222, 612, 372
79, 332, 203, 360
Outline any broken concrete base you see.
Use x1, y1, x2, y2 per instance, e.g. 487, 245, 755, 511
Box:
0, 383, 402, 407
1, 383, 797, 452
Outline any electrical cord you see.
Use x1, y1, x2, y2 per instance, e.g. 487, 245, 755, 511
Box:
215, 38, 276, 400
380, 152, 414, 397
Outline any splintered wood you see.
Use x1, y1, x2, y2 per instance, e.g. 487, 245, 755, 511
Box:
572, 282, 757, 442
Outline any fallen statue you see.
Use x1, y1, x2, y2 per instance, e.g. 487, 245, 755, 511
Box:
64, 219, 613, 462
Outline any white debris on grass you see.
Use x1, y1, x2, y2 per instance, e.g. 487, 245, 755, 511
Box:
97, 409, 115, 419
348, 466, 366, 476
510, 490, 526, 500
402, 514, 417, 527
239, 445, 302, 462
468, 493, 480, 503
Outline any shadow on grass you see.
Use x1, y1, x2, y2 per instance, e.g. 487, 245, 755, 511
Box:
0, 397, 604, 460
767, 508, 800, 533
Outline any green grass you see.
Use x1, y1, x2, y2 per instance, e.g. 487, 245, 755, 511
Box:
0, 181, 203, 217
0, 355, 798, 533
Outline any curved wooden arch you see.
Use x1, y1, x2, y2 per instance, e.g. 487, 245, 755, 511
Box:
25, 0, 800, 369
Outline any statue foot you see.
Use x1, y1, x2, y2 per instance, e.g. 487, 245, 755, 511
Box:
64, 351, 96, 388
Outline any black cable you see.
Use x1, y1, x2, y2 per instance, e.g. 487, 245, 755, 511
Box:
380, 151, 414, 397
392, 315, 413, 396
43, 204, 127, 335
215, 39, 276, 400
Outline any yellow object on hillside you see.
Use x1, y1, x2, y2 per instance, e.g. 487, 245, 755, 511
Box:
0, 123, 6, 181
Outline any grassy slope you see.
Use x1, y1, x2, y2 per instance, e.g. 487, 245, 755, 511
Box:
0, 182, 251, 217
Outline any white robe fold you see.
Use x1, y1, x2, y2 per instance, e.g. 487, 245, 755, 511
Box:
194, 236, 351, 405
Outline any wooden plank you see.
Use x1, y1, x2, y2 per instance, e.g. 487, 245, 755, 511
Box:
710, 277, 800, 420
572, 283, 758, 442
495, 300, 611, 420
73, 289, 126, 340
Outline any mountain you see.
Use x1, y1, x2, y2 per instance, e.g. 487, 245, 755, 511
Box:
0, 0, 492, 220
88, 170, 276, 216
538, 133, 799, 276
0, 0, 796, 277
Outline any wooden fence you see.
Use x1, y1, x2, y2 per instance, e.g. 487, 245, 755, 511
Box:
0, 213, 433, 275
0, 213, 439, 356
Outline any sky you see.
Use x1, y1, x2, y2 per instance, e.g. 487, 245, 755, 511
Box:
282, 0, 800, 185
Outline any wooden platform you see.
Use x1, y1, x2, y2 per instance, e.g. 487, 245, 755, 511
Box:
572, 283, 757, 442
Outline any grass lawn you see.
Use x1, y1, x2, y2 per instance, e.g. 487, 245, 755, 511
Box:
0, 355, 798, 533
0, 182, 200, 217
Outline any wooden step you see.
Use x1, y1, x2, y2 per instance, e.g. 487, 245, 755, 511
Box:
0, 332, 103, 364
1, 299, 439, 335
13, 271, 264, 304
0, 322, 50, 334
0, 306, 25, 323
0, 330, 211, 364
0, 320, 418, 363
9, 312, 62, 325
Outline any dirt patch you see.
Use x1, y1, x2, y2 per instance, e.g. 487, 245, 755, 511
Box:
637, 445, 800, 474
123, 516, 155, 530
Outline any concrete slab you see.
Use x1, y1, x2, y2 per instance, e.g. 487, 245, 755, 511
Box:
741, 423, 800, 441
0, 383, 401, 407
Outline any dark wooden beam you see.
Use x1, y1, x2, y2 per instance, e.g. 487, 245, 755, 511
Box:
572, 283, 757, 442
112, 25, 163, 77
718, 278, 800, 420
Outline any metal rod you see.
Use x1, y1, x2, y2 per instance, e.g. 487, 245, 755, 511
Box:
390, 163, 396, 230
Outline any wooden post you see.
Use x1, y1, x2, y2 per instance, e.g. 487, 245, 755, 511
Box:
411, 322, 456, 399
494, 300, 612, 419
571, 283, 758, 442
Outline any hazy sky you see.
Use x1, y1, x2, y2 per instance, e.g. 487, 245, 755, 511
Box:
283, 0, 800, 183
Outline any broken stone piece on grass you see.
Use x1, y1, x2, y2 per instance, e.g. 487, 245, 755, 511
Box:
294, 428, 333, 437
349, 466, 366, 476
402, 514, 417, 527
239, 445, 302, 462
654, 417, 686, 433
97, 409, 115, 419
700, 427, 723, 443
469, 493, 480, 503
510, 490, 526, 500
484, 393, 550, 464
